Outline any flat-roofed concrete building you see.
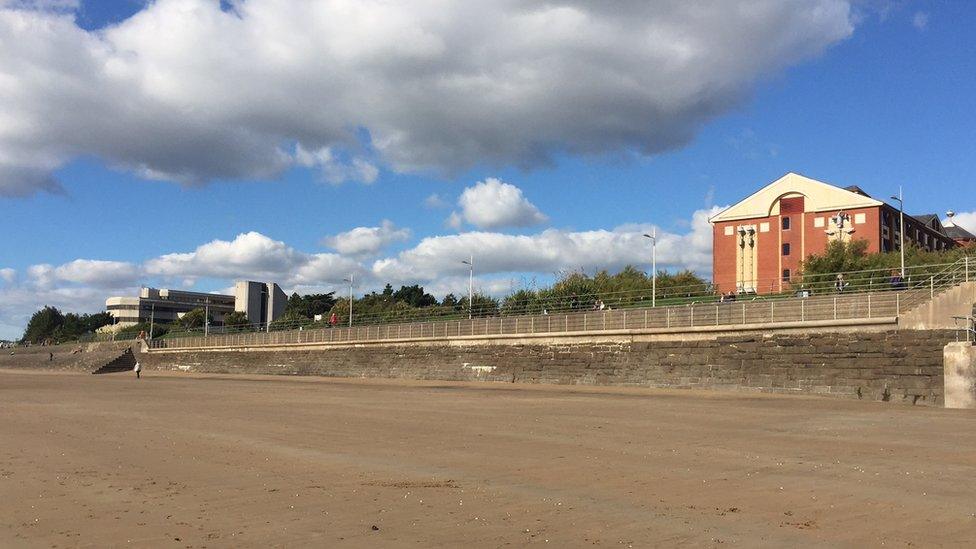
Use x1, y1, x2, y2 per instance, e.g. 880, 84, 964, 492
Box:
105, 288, 236, 327
234, 281, 287, 328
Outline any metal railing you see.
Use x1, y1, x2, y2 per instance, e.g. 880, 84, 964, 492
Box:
149, 257, 974, 351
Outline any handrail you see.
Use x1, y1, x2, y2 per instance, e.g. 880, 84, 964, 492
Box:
149, 255, 974, 351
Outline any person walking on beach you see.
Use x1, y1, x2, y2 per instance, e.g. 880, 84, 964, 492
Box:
134, 361, 141, 379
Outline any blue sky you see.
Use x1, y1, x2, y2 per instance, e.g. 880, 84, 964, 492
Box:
1, 0, 974, 339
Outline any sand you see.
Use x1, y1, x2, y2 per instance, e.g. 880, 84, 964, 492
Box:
2, 369, 976, 547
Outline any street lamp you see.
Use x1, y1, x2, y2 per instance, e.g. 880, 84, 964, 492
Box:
342, 274, 354, 327
461, 255, 473, 319
890, 187, 905, 278
643, 229, 657, 307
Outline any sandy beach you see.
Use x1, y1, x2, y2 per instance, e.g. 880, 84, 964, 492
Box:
2, 369, 976, 547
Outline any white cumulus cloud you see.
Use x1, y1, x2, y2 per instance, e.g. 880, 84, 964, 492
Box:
0, 0, 854, 196
144, 232, 307, 280
454, 178, 548, 229
374, 206, 723, 284
52, 259, 141, 288
323, 220, 411, 256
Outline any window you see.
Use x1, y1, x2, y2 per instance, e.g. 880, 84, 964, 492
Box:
781, 217, 791, 230
782, 243, 791, 256
782, 269, 791, 281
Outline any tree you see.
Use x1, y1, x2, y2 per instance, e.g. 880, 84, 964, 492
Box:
458, 293, 500, 317
21, 306, 65, 344
179, 308, 210, 330
285, 292, 337, 319
441, 293, 459, 309
223, 311, 250, 330
392, 284, 437, 308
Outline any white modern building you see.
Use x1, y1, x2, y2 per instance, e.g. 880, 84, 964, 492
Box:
105, 288, 236, 327
234, 281, 288, 328
105, 281, 287, 328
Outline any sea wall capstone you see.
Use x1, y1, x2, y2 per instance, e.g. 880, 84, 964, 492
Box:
142, 329, 959, 405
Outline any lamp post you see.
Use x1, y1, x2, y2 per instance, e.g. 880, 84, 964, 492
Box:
890, 187, 905, 278
461, 255, 473, 319
343, 275, 354, 327
643, 229, 657, 307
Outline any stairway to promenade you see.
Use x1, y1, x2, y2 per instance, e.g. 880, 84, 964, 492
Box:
91, 348, 137, 375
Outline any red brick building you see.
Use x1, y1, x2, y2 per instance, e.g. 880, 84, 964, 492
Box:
709, 173, 961, 294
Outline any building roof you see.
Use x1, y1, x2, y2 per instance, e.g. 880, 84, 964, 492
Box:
709, 172, 883, 224
843, 185, 872, 197
944, 222, 976, 241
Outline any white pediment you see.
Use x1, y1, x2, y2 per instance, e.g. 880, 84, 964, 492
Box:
710, 172, 883, 224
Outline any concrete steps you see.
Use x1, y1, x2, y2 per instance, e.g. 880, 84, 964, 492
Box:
92, 349, 137, 375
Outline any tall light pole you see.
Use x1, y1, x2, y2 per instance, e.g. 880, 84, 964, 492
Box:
643, 230, 657, 307
890, 187, 905, 278
343, 274, 354, 327
461, 255, 473, 319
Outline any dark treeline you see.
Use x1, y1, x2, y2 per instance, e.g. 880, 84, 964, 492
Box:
20, 306, 113, 344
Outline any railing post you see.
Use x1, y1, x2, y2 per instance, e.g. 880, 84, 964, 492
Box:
584, 314, 588, 332
770, 301, 774, 323
715, 305, 719, 325
690, 306, 694, 327
833, 297, 837, 320
896, 293, 900, 316
666, 307, 671, 328
867, 293, 872, 317
741, 302, 746, 324
801, 299, 805, 322
643, 309, 648, 329
931, 276, 935, 299
966, 256, 970, 282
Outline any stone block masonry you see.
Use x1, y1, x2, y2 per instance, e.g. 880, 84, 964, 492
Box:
142, 329, 959, 406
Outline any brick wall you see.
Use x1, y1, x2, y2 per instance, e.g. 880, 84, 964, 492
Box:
141, 330, 957, 405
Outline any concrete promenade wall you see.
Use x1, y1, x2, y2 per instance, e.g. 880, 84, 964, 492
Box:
0, 341, 133, 373
142, 329, 958, 406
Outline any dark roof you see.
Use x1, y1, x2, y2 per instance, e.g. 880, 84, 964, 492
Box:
843, 185, 872, 197
913, 214, 939, 227
945, 224, 976, 241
